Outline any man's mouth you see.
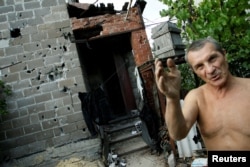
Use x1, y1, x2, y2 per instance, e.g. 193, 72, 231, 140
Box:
210, 74, 220, 81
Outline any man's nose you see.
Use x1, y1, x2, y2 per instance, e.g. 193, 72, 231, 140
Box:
205, 63, 215, 74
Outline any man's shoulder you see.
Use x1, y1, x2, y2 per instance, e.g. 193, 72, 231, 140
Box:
189, 85, 205, 95
235, 77, 250, 86
185, 86, 204, 100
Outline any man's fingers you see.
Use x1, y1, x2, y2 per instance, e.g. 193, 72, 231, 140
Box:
154, 59, 164, 78
167, 58, 177, 72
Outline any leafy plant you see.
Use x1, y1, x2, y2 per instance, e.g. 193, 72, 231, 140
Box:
159, 0, 250, 89
0, 80, 12, 115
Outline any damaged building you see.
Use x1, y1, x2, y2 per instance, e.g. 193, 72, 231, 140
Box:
0, 0, 192, 166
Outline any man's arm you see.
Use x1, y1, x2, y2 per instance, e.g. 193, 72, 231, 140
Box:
154, 58, 198, 140
165, 90, 199, 140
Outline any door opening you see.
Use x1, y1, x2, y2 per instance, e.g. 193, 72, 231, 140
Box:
76, 33, 135, 118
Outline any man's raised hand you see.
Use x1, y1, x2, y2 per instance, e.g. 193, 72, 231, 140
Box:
154, 58, 181, 99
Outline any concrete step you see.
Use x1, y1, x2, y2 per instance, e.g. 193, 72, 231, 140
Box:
104, 117, 141, 134
102, 112, 148, 166
110, 135, 148, 157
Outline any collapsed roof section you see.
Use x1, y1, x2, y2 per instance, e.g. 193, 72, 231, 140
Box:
67, 0, 146, 19
67, 0, 147, 42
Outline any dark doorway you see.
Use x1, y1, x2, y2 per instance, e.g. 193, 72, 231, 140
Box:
75, 33, 136, 117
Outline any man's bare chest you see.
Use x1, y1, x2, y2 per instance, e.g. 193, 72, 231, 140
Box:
197, 94, 250, 138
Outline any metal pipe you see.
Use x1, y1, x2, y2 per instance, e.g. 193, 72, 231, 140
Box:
125, 0, 133, 21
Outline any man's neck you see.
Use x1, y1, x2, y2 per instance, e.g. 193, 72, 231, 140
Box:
205, 74, 235, 98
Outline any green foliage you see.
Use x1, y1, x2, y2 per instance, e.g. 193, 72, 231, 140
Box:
159, 0, 250, 89
178, 63, 196, 90
0, 80, 12, 115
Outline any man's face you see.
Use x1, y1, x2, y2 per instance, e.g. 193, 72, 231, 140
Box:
187, 43, 229, 87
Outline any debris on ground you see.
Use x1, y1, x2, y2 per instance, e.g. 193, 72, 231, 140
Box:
55, 157, 104, 167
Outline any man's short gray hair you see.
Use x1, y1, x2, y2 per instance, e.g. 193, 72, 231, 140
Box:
185, 37, 224, 63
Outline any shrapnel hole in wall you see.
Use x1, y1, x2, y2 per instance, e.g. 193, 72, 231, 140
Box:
47, 63, 65, 81
10, 28, 21, 38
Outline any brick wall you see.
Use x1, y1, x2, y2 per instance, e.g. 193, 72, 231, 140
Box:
71, 7, 153, 67
0, 0, 91, 160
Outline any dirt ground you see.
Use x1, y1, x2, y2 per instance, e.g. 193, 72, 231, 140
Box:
55, 148, 168, 167
55, 148, 197, 167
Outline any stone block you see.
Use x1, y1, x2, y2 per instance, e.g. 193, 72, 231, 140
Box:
17, 52, 34, 62
15, 4, 24, 11
12, 115, 30, 128
62, 123, 77, 134
31, 32, 47, 42
34, 7, 51, 17
21, 26, 38, 35
1, 72, 20, 83
70, 130, 87, 141
7, 100, 18, 111
8, 90, 23, 101
5, 45, 24, 55
27, 17, 44, 26
41, 0, 57, 8
44, 98, 63, 111
17, 96, 35, 108
51, 90, 68, 99
41, 38, 57, 49
19, 107, 28, 116
65, 67, 83, 78
17, 10, 34, 20
0, 120, 12, 131
6, 0, 14, 5
0, 5, 14, 15
15, 134, 36, 146
40, 82, 58, 93
30, 114, 39, 124
0, 48, 4, 56
56, 105, 73, 117
58, 78, 75, 89
0, 21, 8, 31
9, 62, 26, 73
24, 1, 41, 10
47, 29, 63, 38
55, 20, 70, 29
35, 129, 54, 140
52, 134, 71, 147
6, 127, 24, 138
27, 103, 45, 114
53, 127, 64, 137
20, 69, 37, 80
62, 96, 73, 106
35, 92, 52, 103
38, 109, 55, 120
23, 123, 42, 134
9, 145, 30, 159
42, 119, 59, 130
44, 13, 61, 23
0, 29, 10, 39
7, 12, 16, 21
23, 42, 42, 52
23, 87, 40, 97
0, 55, 18, 68
72, 102, 81, 113
0, 14, 6, 22
27, 58, 44, 69
67, 112, 83, 123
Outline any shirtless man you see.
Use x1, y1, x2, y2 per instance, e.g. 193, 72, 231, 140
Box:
154, 37, 250, 150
